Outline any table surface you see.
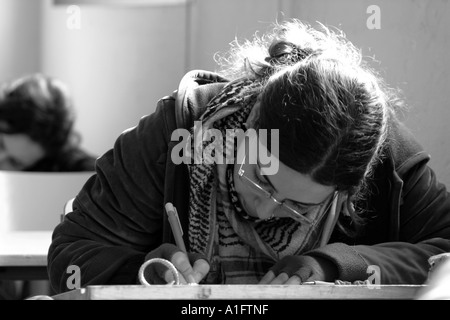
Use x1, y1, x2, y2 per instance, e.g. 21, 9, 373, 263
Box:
0, 231, 52, 266
52, 284, 427, 300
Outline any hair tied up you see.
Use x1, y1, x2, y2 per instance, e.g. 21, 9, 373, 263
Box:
265, 41, 313, 66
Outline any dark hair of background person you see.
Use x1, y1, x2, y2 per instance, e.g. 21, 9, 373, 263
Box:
0, 73, 96, 171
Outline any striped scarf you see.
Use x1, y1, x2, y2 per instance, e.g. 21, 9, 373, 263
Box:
186, 79, 332, 283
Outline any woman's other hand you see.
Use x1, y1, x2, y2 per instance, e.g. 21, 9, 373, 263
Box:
259, 255, 338, 284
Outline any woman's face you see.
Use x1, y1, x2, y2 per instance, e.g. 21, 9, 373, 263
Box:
233, 145, 335, 221
0, 133, 45, 170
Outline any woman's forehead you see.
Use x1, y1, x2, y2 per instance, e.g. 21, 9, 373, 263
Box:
259, 158, 334, 204
237, 128, 334, 203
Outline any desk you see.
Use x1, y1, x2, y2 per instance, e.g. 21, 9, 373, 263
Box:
52, 284, 426, 300
0, 231, 52, 280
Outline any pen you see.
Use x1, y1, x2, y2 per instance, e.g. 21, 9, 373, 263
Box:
165, 202, 187, 253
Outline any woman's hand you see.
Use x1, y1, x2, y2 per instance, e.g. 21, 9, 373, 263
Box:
142, 243, 210, 284
259, 255, 338, 284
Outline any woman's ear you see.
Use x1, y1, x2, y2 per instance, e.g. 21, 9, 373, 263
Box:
341, 193, 355, 217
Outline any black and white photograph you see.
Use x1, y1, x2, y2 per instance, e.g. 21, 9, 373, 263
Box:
0, 0, 449, 306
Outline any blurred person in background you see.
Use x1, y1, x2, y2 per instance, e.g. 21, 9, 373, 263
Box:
0, 73, 96, 172
0, 73, 97, 300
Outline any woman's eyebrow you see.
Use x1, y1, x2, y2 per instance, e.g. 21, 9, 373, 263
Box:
256, 161, 323, 206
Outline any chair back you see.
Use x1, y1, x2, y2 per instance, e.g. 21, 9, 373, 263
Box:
0, 171, 94, 231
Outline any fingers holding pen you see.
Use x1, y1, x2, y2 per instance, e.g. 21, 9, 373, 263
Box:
141, 243, 211, 285
190, 253, 210, 283
163, 203, 211, 283
170, 251, 210, 284
170, 251, 197, 284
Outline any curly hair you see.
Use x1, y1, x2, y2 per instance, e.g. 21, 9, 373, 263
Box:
0, 73, 79, 155
215, 19, 403, 234
215, 19, 363, 80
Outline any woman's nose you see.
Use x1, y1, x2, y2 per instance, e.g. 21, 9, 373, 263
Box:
254, 197, 278, 220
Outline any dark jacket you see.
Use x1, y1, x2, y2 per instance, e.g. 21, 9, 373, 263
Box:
47, 70, 450, 292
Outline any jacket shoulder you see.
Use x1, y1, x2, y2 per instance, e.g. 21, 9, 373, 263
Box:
174, 70, 229, 129
385, 112, 430, 177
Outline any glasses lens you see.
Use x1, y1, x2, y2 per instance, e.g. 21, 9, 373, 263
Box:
239, 159, 337, 225
241, 175, 271, 198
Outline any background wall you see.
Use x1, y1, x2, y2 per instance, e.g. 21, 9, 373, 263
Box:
0, 0, 449, 187
40, 0, 188, 154
0, 0, 41, 82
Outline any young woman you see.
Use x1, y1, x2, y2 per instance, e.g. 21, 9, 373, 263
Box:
0, 73, 96, 172
47, 19, 450, 292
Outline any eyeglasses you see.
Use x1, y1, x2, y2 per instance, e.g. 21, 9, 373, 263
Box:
238, 156, 337, 225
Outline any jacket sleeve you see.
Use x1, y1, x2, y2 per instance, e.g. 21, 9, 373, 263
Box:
307, 158, 450, 284
47, 98, 175, 293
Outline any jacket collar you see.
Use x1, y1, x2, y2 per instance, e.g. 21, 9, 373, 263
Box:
174, 70, 229, 129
